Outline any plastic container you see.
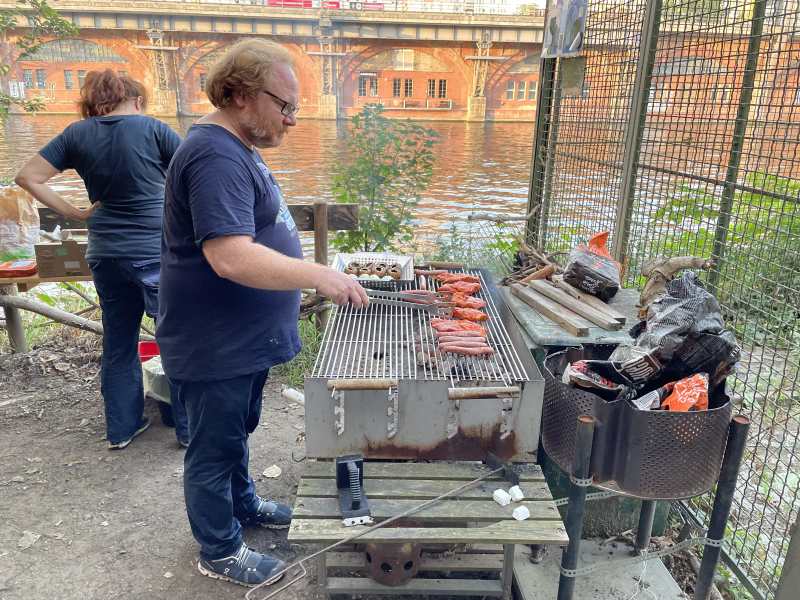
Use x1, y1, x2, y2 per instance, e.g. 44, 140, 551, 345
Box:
0, 259, 37, 278
541, 350, 734, 501
138, 341, 160, 363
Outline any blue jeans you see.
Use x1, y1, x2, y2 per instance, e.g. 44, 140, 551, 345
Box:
88, 257, 189, 445
170, 369, 269, 559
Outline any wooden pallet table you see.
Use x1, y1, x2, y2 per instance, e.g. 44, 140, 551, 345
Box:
289, 461, 568, 599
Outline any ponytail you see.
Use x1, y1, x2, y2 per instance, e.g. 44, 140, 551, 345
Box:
76, 69, 148, 118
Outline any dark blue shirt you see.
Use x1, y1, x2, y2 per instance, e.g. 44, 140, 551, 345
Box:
39, 115, 182, 260
157, 124, 303, 382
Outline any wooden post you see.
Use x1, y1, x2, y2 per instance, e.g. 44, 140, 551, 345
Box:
314, 202, 330, 332
1, 284, 27, 353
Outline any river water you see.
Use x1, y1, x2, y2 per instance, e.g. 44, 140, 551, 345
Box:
0, 115, 534, 244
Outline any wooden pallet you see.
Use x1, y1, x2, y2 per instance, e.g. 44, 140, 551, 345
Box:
289, 461, 568, 599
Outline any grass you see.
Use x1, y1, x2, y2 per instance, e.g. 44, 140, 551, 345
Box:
274, 318, 322, 387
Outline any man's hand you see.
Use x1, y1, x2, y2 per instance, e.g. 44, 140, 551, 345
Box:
315, 268, 370, 308
69, 202, 101, 222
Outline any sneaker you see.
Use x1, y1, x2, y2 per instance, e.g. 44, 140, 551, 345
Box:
179, 440, 189, 449
241, 497, 292, 529
197, 544, 285, 588
108, 418, 151, 450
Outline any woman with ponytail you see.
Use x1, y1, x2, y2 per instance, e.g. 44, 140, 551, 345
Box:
15, 69, 188, 450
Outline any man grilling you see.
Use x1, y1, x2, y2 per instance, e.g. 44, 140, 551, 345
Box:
157, 38, 368, 588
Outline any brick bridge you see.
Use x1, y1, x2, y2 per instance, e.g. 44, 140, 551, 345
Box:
0, 1, 546, 120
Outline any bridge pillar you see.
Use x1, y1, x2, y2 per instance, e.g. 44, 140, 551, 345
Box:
318, 93, 338, 119
467, 96, 487, 121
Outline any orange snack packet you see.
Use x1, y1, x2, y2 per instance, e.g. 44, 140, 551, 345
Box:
661, 373, 709, 412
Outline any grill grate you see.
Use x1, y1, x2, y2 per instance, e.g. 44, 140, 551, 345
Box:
312, 270, 528, 385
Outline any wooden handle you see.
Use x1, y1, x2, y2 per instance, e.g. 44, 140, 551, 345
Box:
327, 379, 399, 390
447, 386, 521, 400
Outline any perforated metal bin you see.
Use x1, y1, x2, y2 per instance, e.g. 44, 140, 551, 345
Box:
541, 351, 734, 501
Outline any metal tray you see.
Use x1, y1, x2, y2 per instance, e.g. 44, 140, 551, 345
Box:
332, 252, 414, 289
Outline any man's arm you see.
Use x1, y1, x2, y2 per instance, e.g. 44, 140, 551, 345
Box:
202, 235, 369, 308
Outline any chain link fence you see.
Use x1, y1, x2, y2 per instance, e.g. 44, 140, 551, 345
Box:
529, 0, 800, 598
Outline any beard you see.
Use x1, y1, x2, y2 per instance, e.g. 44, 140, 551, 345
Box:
241, 103, 290, 149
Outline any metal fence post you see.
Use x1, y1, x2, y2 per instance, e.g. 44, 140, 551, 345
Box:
527, 56, 557, 248
695, 415, 751, 600
537, 62, 564, 252
706, 0, 767, 294
557, 415, 595, 600
611, 0, 662, 264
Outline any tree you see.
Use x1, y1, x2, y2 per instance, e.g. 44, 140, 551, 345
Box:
0, 0, 78, 122
331, 104, 439, 253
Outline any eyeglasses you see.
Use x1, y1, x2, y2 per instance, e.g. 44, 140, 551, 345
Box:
263, 90, 300, 116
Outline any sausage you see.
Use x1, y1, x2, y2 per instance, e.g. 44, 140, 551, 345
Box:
439, 345, 495, 355
437, 337, 488, 345
414, 269, 448, 276
434, 330, 486, 338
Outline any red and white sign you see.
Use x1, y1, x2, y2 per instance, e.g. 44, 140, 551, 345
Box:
322, 1, 341, 7
267, 0, 313, 7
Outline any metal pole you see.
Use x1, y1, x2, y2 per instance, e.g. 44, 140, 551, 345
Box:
557, 415, 595, 600
634, 500, 657, 554
538, 61, 563, 251
695, 415, 751, 600
706, 0, 767, 294
611, 0, 662, 264
526, 56, 556, 246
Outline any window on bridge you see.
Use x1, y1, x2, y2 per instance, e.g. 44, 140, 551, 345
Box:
64, 70, 75, 91
438, 79, 447, 98
394, 49, 414, 71
393, 78, 402, 98
77, 70, 86, 89
427, 79, 436, 98
199, 73, 207, 93
35, 69, 46, 90
358, 76, 367, 97
404, 78, 413, 97
22, 70, 34, 89
369, 77, 378, 97
506, 81, 515, 100
517, 81, 526, 100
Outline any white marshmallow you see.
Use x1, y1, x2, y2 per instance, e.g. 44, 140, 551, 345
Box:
512, 506, 531, 521
509, 485, 525, 502
493, 489, 512, 506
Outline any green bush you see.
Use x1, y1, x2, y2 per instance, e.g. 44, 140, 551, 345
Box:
331, 104, 438, 253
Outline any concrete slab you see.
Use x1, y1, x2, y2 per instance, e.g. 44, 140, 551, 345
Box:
513, 541, 685, 600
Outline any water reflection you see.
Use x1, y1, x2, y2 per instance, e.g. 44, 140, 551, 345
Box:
1, 115, 534, 240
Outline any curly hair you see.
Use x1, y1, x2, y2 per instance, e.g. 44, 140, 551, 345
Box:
76, 69, 148, 118
205, 38, 295, 108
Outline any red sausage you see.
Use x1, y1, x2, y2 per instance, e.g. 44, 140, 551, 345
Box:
414, 269, 448, 276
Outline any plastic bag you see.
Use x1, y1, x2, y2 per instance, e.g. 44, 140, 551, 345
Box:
661, 373, 709, 411
562, 231, 622, 301
0, 186, 39, 261
562, 360, 632, 401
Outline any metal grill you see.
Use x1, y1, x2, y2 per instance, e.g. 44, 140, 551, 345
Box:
312, 270, 528, 386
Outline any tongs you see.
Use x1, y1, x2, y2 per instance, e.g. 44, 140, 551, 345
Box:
364, 289, 454, 318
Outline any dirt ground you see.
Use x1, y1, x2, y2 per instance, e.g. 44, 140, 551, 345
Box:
0, 339, 318, 600
1, 339, 709, 600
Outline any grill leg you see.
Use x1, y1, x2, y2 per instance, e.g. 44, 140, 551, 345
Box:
501, 544, 515, 600
695, 415, 750, 600
557, 415, 595, 600
634, 500, 657, 554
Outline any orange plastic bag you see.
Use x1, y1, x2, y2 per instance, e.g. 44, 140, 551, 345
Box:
661, 373, 709, 412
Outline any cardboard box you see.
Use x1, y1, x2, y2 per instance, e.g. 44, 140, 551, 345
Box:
34, 239, 90, 277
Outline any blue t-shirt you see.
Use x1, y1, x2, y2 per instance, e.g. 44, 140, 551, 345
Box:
156, 124, 303, 382
39, 115, 182, 260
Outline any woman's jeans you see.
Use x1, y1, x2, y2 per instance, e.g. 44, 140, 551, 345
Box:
87, 257, 188, 445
